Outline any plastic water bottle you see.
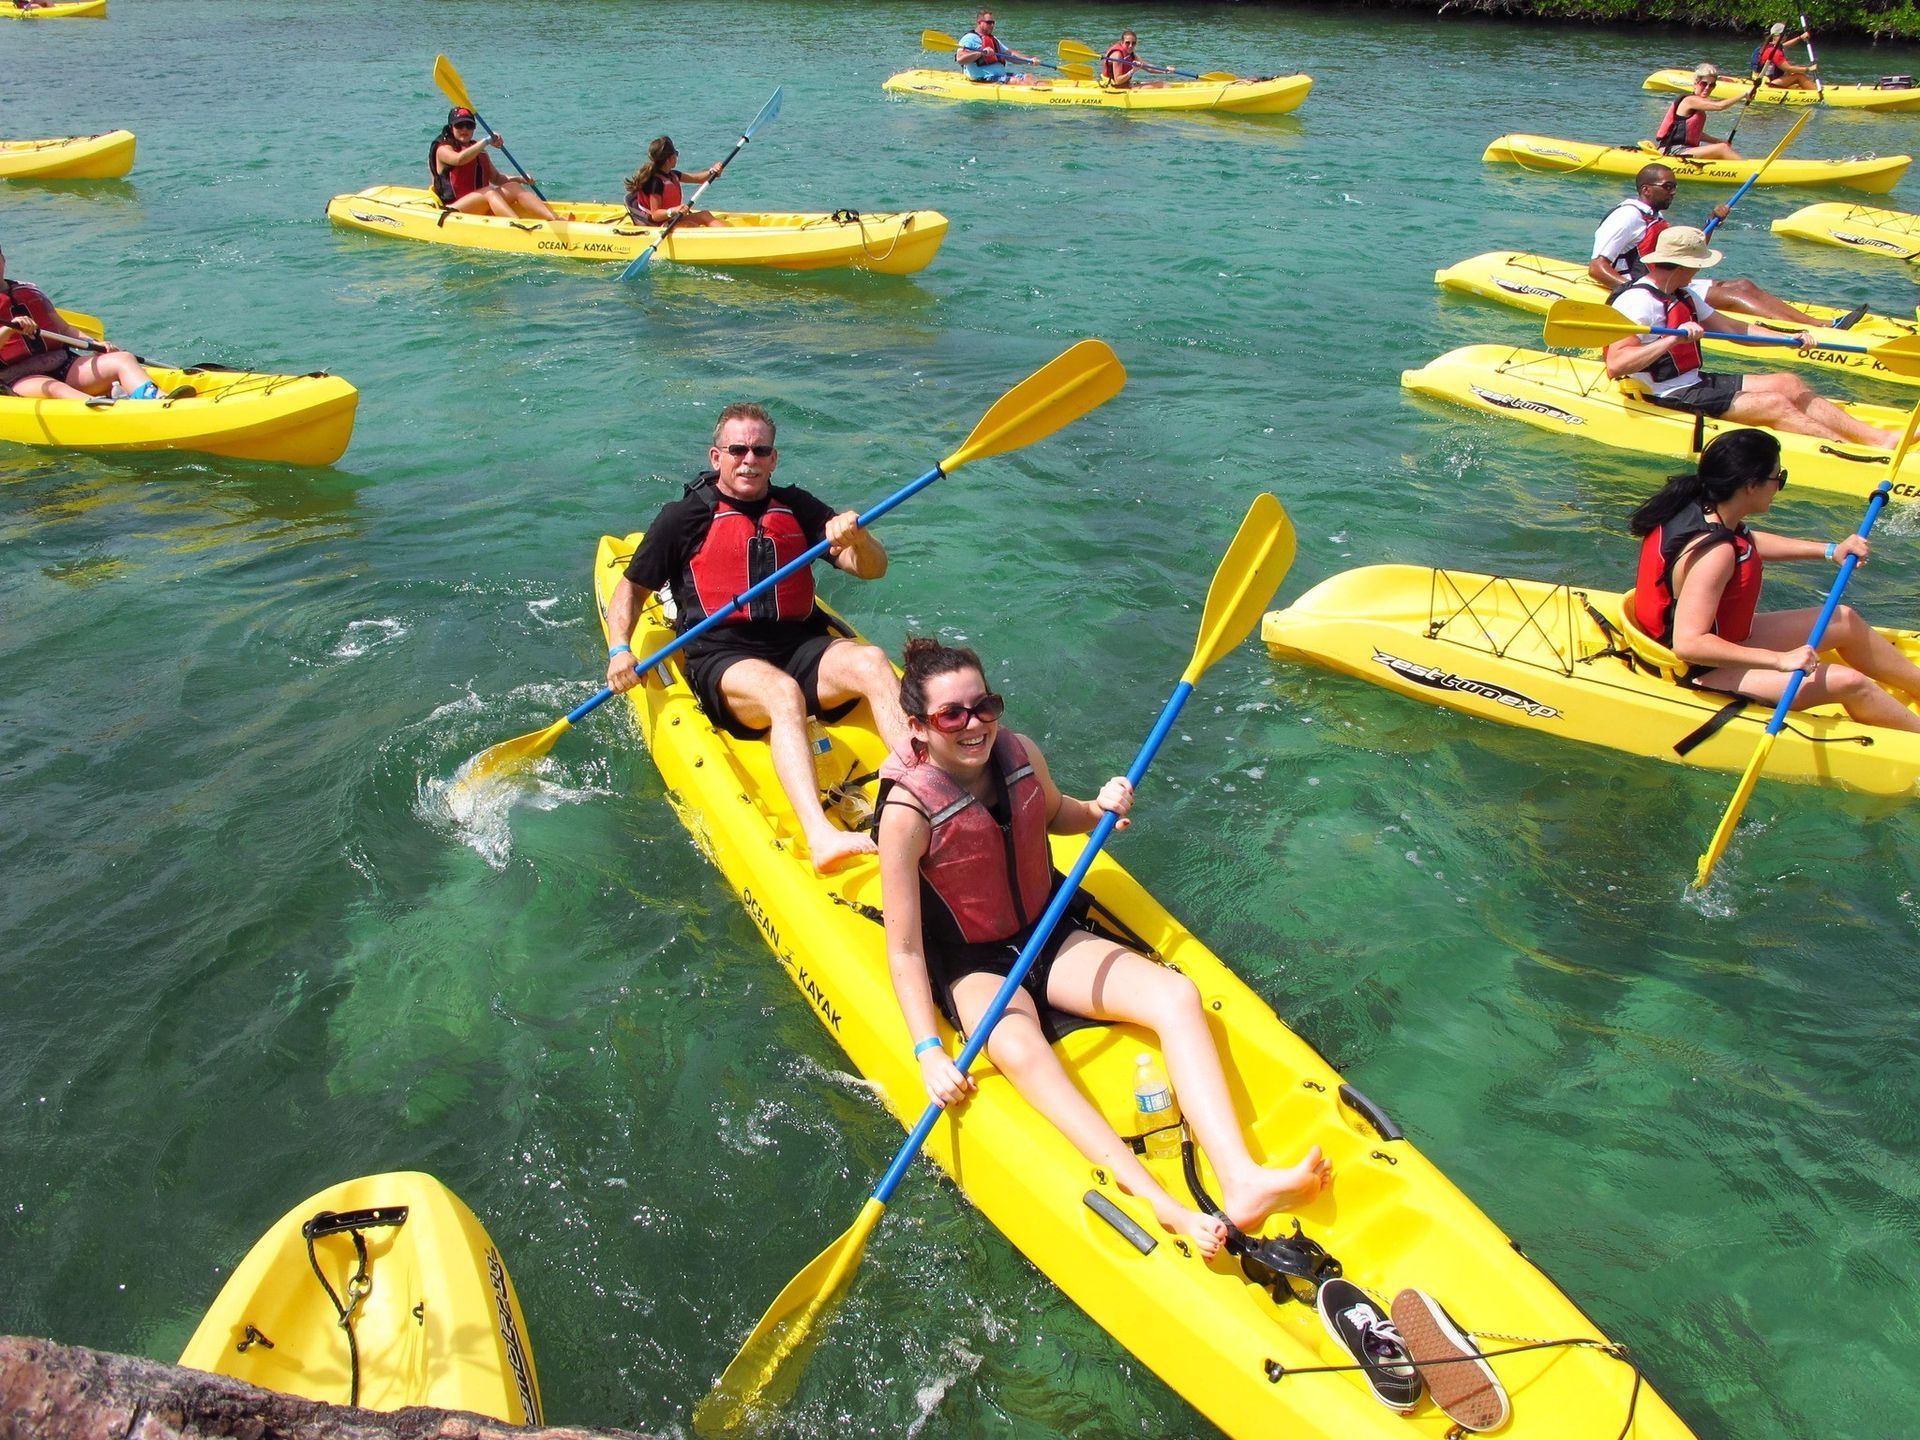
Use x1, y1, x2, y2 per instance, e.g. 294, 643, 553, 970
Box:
806, 716, 833, 780
1133, 1053, 1181, 1161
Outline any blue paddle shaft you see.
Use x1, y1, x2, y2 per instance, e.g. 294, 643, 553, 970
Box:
467, 107, 547, 203
1638, 321, 1863, 355
1703, 173, 1760, 237
621, 87, 782, 279
1763, 481, 1892, 736
869, 678, 1198, 1207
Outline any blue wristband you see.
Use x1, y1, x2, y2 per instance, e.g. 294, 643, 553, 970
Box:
1825, 542, 1837, 561
913, 1036, 943, 1057
609, 644, 632, 658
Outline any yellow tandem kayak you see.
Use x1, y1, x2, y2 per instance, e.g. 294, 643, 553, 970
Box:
1, 0, 106, 16
177, 1172, 542, 1424
1642, 69, 1920, 111
592, 533, 1696, 1439
1264, 564, 1920, 796
326, 186, 948, 274
1483, 133, 1911, 193
0, 130, 135, 179
881, 67, 1312, 113
1402, 343, 1920, 505
1772, 201, 1920, 261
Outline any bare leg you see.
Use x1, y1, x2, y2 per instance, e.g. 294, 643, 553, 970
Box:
813, 639, 913, 757
499, 181, 559, 223
1676, 141, 1742, 161
67, 350, 156, 396
1725, 608, 1920, 730
1724, 376, 1900, 447
1705, 277, 1826, 329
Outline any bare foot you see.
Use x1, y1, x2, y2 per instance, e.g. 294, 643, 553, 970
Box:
1220, 1146, 1333, 1231
807, 826, 877, 874
1150, 1199, 1227, 1259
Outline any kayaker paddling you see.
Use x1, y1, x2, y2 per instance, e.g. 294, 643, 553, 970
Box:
624, 136, 723, 228
605, 404, 909, 873
875, 636, 1332, 1258
1604, 226, 1901, 447
954, 9, 1041, 84
1632, 430, 1920, 733
1754, 20, 1818, 92
1653, 65, 1745, 161
430, 106, 557, 221
1099, 31, 1165, 89
0, 243, 161, 402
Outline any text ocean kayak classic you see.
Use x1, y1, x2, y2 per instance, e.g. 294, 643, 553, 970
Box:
1773, 202, 1920, 261
0, 131, 135, 180
326, 186, 948, 274
177, 1172, 542, 1424
1264, 564, 1920, 796
881, 68, 1312, 114
1483, 134, 1911, 193
592, 533, 1696, 1440
1642, 69, 1920, 111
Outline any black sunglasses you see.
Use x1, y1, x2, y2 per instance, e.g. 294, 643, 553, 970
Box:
721, 443, 774, 458
1770, 468, 1788, 489
925, 693, 1005, 733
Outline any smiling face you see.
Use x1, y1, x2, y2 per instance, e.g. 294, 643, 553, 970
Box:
709, 414, 778, 502
912, 666, 1000, 776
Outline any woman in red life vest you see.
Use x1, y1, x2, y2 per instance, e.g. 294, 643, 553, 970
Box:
1654, 65, 1744, 161
429, 107, 557, 221
1100, 31, 1164, 89
1631, 428, 1920, 732
0, 242, 160, 402
1755, 21, 1818, 92
876, 636, 1333, 1259
623, 136, 722, 228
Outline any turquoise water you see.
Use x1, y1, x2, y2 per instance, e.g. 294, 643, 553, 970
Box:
5, 2, 1920, 1435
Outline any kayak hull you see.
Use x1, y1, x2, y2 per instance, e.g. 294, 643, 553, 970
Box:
0, 130, 135, 179
1434, 249, 1920, 388
1, 0, 107, 15
178, 1172, 542, 1424
1773, 201, 1920, 262
325, 186, 948, 274
1483, 133, 1911, 193
881, 67, 1312, 114
1402, 343, 1920, 505
1265, 565, 1920, 796
592, 533, 1696, 1439
1642, 69, 1920, 111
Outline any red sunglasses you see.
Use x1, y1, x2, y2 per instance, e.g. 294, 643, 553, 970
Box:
924, 693, 1005, 732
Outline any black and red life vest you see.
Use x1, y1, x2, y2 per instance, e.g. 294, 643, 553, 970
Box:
0, 280, 64, 367
676, 478, 817, 630
1102, 45, 1138, 82
1634, 503, 1764, 646
879, 732, 1052, 946
1756, 40, 1788, 75
430, 140, 485, 206
1655, 97, 1707, 150
1602, 198, 1669, 280
1612, 279, 1704, 381
627, 172, 685, 225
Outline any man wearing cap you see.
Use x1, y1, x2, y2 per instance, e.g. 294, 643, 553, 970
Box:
1653, 65, 1745, 161
1605, 227, 1901, 448
1755, 22, 1818, 92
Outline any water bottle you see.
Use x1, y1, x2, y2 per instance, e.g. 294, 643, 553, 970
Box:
806, 716, 833, 781
1133, 1053, 1181, 1161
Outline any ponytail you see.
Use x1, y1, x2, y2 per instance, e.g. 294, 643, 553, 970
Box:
624, 136, 677, 199
1629, 427, 1780, 536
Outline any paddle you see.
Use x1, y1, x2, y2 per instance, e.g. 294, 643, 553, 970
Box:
1706, 108, 1811, 235
921, 28, 1062, 72
1801, 12, 1825, 102
0, 323, 108, 353
1058, 37, 1239, 82
450, 340, 1126, 794
1722, 66, 1770, 152
619, 87, 782, 280
1542, 297, 1920, 373
694, 492, 1296, 1434
432, 54, 547, 203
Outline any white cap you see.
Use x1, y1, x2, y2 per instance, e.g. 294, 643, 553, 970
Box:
1771, 21, 1786, 34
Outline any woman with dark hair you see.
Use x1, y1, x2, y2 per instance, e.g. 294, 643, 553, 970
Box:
624, 136, 722, 228
430, 106, 556, 220
875, 636, 1332, 1258
1631, 427, 1920, 732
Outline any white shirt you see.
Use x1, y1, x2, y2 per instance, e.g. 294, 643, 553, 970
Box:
1591, 201, 1714, 307
1610, 283, 1721, 395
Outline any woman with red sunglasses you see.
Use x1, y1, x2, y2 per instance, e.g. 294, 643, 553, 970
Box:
429, 106, 556, 221
875, 636, 1332, 1258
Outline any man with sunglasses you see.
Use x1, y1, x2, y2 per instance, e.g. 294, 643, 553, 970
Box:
955, 10, 1041, 85
605, 404, 911, 873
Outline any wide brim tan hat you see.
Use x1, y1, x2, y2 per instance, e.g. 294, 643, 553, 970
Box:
1645, 226, 1724, 269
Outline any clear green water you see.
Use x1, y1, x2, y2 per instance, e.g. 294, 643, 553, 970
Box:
5, 3, 1920, 1436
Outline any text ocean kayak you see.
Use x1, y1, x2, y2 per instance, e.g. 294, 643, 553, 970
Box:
881, 67, 1312, 114
177, 1172, 542, 1424
326, 186, 948, 274
592, 533, 1696, 1440
1642, 69, 1920, 111
1773, 202, 1920, 261
1434, 250, 1920, 388
1264, 564, 1920, 796
1483, 134, 1911, 193
0, 131, 135, 179
1402, 343, 1920, 505
1, 0, 106, 16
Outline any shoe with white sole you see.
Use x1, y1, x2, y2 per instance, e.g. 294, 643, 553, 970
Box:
1316, 1278, 1423, 1413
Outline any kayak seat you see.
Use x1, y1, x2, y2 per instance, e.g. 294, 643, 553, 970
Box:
1609, 590, 1685, 682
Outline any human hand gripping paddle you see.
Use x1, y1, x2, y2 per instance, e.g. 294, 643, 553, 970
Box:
448, 340, 1125, 797
1542, 297, 1920, 373
432, 54, 547, 202
1058, 37, 1239, 82
1706, 108, 1811, 235
691, 493, 1296, 1435
920, 28, 1063, 73
619, 86, 782, 280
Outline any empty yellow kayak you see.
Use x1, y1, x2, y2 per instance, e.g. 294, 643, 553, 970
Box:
1484, 133, 1911, 193
326, 186, 948, 274
0, 131, 134, 179
1773, 201, 1920, 261
881, 67, 1312, 113
178, 1172, 542, 1424
1, 0, 106, 15
1264, 564, 1920, 796
1642, 69, 1920, 111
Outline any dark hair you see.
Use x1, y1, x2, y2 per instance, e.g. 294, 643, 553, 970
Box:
625, 136, 676, 199
1629, 428, 1781, 536
899, 636, 986, 722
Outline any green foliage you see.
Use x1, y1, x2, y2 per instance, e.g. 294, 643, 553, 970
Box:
1405, 0, 1920, 41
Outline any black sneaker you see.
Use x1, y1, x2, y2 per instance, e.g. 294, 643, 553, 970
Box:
1833, 302, 1870, 331
1317, 1278, 1423, 1413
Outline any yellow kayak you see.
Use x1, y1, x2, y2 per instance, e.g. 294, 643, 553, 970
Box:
1, 0, 106, 15
1265, 565, 1920, 796
1484, 133, 1911, 193
1773, 201, 1920, 261
1402, 343, 1920, 506
1434, 249, 1920, 388
326, 186, 948, 274
1642, 69, 1920, 111
592, 533, 1697, 1440
0, 131, 135, 180
881, 67, 1312, 114
178, 1172, 541, 1424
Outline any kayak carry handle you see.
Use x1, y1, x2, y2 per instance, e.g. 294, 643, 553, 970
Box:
1338, 1084, 1404, 1142
1083, 1191, 1158, 1254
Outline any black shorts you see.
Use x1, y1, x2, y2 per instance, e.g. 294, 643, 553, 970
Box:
0, 349, 79, 396
1649, 372, 1744, 418
930, 894, 1103, 1045
685, 628, 858, 740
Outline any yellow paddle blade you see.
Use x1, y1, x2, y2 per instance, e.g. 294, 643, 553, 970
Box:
921, 29, 959, 52
1061, 62, 1096, 80
1185, 493, 1295, 684
695, 1198, 886, 1435
1886, 391, 1920, 472
55, 307, 103, 340
1543, 298, 1641, 348
1059, 37, 1099, 62
940, 339, 1125, 472
1200, 72, 1243, 82
1694, 733, 1775, 887
432, 53, 474, 111
1759, 108, 1812, 169
1870, 333, 1920, 378
451, 714, 574, 793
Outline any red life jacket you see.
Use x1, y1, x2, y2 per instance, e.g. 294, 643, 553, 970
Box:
1634, 504, 1764, 646
1757, 40, 1788, 72
1601, 199, 1669, 280
879, 732, 1052, 946
1613, 279, 1704, 381
1655, 97, 1707, 149
679, 480, 816, 629
1102, 45, 1138, 81
430, 140, 485, 205
628, 171, 685, 223
0, 280, 64, 366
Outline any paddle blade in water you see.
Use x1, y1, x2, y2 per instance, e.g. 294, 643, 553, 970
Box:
1543, 299, 1641, 348
941, 339, 1125, 472
1694, 734, 1774, 887
696, 1198, 885, 1435
452, 715, 574, 796
1186, 493, 1295, 683
921, 29, 958, 52
432, 54, 474, 111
